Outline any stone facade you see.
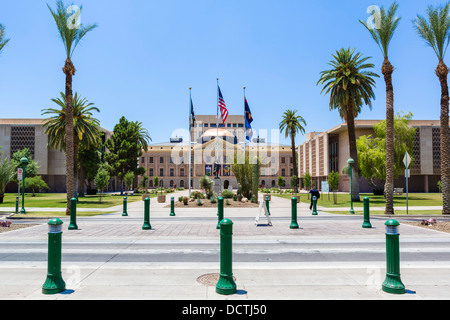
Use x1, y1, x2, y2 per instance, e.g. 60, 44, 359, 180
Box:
298, 119, 450, 193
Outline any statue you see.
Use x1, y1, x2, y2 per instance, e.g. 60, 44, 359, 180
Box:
213, 162, 220, 179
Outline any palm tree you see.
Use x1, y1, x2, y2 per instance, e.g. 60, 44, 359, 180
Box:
0, 23, 10, 53
360, 2, 401, 215
413, 3, 450, 215
135, 121, 152, 152
317, 48, 379, 202
48, 0, 97, 215
42, 92, 100, 200
279, 110, 307, 193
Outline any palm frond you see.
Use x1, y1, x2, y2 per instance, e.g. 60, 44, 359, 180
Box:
413, 2, 450, 60
47, 0, 98, 58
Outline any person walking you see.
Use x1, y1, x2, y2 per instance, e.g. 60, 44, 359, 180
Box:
309, 186, 321, 210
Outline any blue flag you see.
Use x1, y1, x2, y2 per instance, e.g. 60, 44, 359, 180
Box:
244, 97, 253, 141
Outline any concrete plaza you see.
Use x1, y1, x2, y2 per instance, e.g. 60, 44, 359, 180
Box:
1, 191, 450, 301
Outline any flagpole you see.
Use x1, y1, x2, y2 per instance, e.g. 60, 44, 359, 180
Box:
243, 86, 246, 155
189, 87, 192, 197
216, 78, 220, 164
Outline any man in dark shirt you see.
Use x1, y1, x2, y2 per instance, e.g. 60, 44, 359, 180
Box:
309, 186, 320, 210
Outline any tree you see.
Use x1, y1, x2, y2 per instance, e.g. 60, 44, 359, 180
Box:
94, 168, 110, 204
77, 139, 103, 195
10, 148, 40, 181
104, 116, 150, 193
232, 154, 261, 200
42, 92, 101, 198
0, 157, 15, 204
0, 23, 10, 54
277, 176, 285, 189
328, 171, 341, 204
360, 2, 401, 214
303, 172, 312, 199
140, 175, 149, 193
124, 171, 135, 192
279, 110, 307, 193
25, 176, 49, 197
48, 0, 97, 215
290, 175, 299, 193
413, 3, 450, 215
153, 176, 160, 190
358, 112, 416, 191
317, 48, 379, 202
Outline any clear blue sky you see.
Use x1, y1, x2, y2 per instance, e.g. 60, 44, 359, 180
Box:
0, 0, 446, 145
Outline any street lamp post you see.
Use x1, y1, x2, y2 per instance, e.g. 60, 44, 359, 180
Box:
348, 158, 355, 215
20, 157, 28, 214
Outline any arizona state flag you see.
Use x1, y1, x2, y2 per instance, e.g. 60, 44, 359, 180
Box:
244, 97, 253, 141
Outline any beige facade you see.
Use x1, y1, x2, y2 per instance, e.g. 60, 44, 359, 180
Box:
0, 119, 111, 193
298, 119, 450, 193
141, 115, 296, 190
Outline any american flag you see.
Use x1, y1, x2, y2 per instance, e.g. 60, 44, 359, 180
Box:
218, 86, 229, 124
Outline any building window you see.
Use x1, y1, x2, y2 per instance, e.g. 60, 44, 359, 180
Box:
170, 157, 174, 164
329, 141, 339, 173
160, 168, 164, 176
180, 168, 185, 177
149, 168, 154, 176
282, 169, 286, 177
281, 157, 285, 164
170, 168, 174, 177
160, 157, 164, 164
141, 157, 145, 164
10, 126, 35, 158
180, 180, 185, 188
150, 157, 154, 163
170, 180, 174, 187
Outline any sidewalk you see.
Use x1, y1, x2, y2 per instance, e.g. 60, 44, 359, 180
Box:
1, 193, 450, 300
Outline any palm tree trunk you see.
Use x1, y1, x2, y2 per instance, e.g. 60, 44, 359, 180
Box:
437, 60, 450, 215
346, 103, 361, 202
291, 130, 298, 193
383, 58, 395, 215
63, 58, 76, 215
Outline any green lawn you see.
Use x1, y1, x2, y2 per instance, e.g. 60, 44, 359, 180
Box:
0, 193, 157, 209
274, 192, 443, 208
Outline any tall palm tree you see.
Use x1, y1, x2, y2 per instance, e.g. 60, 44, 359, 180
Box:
0, 23, 10, 53
42, 92, 100, 200
360, 2, 401, 215
279, 110, 307, 193
413, 3, 450, 215
318, 48, 379, 202
48, 0, 97, 215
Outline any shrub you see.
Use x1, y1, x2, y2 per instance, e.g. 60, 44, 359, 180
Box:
196, 198, 203, 206
210, 195, 217, 204
183, 197, 189, 205
221, 190, 234, 199
226, 199, 230, 206
178, 196, 183, 202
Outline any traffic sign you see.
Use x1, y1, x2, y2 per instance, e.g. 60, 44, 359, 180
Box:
403, 152, 411, 169
17, 168, 23, 181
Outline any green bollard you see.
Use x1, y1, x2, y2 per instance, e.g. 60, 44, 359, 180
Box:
382, 219, 405, 295
265, 196, 271, 215
42, 219, 66, 295
216, 197, 224, 229
362, 197, 372, 229
170, 197, 175, 216
122, 197, 128, 216
142, 197, 152, 230
216, 219, 237, 295
68, 198, 78, 230
290, 197, 299, 229
312, 196, 318, 215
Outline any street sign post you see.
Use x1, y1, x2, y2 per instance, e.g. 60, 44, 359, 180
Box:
403, 152, 411, 215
